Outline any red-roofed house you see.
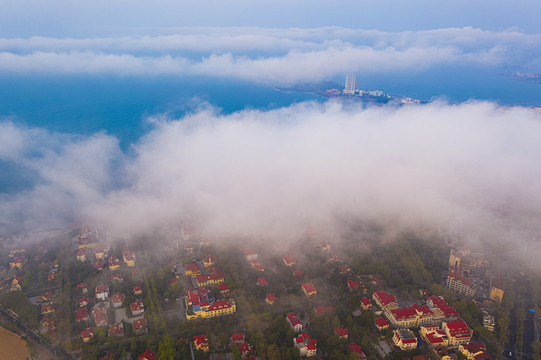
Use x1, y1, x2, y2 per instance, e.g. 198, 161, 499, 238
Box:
108, 322, 124, 337
95, 284, 109, 301
93, 260, 104, 271
446, 270, 476, 297
133, 285, 143, 296
41, 303, 54, 315
195, 272, 224, 287
375, 317, 390, 331
361, 297, 372, 310
81, 327, 94, 342
266, 293, 278, 305
334, 327, 348, 339
249, 260, 264, 272
283, 255, 296, 267
76, 307, 89, 322
108, 256, 120, 271
76, 283, 88, 294
122, 248, 136, 267
133, 318, 148, 335
78, 296, 90, 307
459, 342, 491, 360
257, 277, 268, 286
243, 249, 258, 261
110, 273, 123, 284
293, 332, 317, 357
130, 300, 144, 316
293, 270, 304, 277
194, 334, 209, 352
239, 342, 253, 357
217, 283, 229, 294
442, 321, 472, 347
203, 254, 217, 268
111, 293, 125, 308
314, 305, 334, 315
76, 249, 87, 262
392, 329, 418, 350
347, 280, 358, 291
287, 312, 303, 332
349, 342, 367, 359
426, 296, 459, 322
92, 306, 108, 326
184, 263, 202, 277
231, 333, 245, 345
372, 291, 398, 312
389, 307, 420, 328
138, 350, 156, 360
302, 282, 317, 296
420, 326, 449, 348
37, 290, 55, 303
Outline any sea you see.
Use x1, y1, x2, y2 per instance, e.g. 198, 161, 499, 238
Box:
1, 66, 541, 193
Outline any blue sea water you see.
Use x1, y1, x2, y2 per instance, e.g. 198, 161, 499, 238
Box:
1, 69, 540, 194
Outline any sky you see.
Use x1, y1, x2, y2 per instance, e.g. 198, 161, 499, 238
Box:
2, 0, 541, 268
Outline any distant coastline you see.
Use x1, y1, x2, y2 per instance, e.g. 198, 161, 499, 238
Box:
275, 79, 424, 106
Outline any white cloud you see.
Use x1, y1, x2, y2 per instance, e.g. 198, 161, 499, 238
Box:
2, 101, 541, 266
0, 27, 539, 83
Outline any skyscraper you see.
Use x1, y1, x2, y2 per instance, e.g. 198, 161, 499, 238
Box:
343, 73, 356, 94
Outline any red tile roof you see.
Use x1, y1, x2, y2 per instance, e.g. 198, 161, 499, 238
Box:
257, 277, 268, 286
373, 291, 397, 307
334, 327, 348, 338
138, 350, 156, 360
292, 270, 304, 276
445, 321, 472, 338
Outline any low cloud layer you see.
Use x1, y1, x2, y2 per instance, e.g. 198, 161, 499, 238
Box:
1, 27, 540, 83
1, 101, 541, 264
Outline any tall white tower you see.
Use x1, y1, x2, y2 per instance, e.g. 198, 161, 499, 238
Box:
344, 73, 356, 94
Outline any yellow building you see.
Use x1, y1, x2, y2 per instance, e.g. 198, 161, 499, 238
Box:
186, 299, 236, 320
490, 286, 504, 303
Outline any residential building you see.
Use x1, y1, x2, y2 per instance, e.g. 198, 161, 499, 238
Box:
375, 317, 390, 331
483, 312, 495, 332
76, 282, 88, 294
108, 256, 120, 271
257, 277, 268, 286
81, 327, 94, 342
111, 293, 125, 308
108, 322, 124, 337
130, 300, 145, 316
446, 270, 476, 297
420, 325, 449, 348
442, 321, 472, 347
459, 342, 491, 360
489, 277, 504, 303
266, 293, 278, 305
95, 284, 109, 301
122, 248, 136, 267
293, 332, 317, 357
194, 334, 209, 352
283, 255, 296, 267
133, 285, 143, 296
361, 297, 372, 310
203, 254, 217, 268
76, 308, 89, 322
302, 282, 317, 296
133, 318, 148, 335
372, 291, 399, 313
92, 306, 108, 326
334, 327, 348, 339
138, 350, 156, 360
287, 312, 303, 332
392, 329, 418, 350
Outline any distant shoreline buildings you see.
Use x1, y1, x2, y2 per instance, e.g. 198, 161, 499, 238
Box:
325, 74, 421, 104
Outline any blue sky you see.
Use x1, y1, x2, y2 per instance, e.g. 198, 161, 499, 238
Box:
2, 0, 541, 37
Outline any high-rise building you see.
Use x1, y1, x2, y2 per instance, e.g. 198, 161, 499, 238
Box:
343, 73, 356, 94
